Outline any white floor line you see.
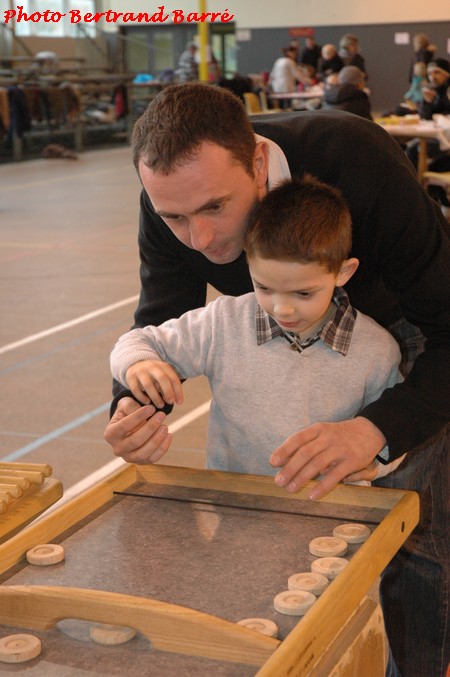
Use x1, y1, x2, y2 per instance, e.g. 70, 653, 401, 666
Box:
38, 399, 212, 516
0, 295, 139, 355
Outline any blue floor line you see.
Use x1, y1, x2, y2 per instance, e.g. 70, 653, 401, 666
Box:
2, 402, 111, 462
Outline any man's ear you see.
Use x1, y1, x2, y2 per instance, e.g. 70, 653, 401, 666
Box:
253, 141, 269, 190
336, 257, 359, 285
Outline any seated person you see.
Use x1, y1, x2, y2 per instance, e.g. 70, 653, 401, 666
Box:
338, 34, 367, 79
319, 44, 344, 80
407, 58, 450, 170
110, 175, 404, 483
402, 61, 427, 111
323, 66, 372, 120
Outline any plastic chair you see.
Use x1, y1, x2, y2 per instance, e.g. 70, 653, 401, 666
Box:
259, 90, 281, 112
243, 92, 262, 114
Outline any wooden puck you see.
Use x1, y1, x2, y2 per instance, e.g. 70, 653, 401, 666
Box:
237, 617, 279, 637
273, 590, 316, 616
333, 523, 371, 544
309, 536, 348, 557
0, 634, 42, 663
26, 544, 65, 566
288, 571, 329, 595
89, 624, 136, 645
311, 557, 349, 579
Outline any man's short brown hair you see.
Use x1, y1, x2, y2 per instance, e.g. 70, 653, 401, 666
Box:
131, 83, 256, 176
245, 175, 352, 274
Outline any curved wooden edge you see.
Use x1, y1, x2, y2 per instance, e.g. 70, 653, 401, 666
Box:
0, 585, 279, 665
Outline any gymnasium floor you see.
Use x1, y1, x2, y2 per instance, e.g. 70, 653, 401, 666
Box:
0, 146, 212, 503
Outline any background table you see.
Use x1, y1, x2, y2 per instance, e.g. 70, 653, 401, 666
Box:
376, 117, 450, 182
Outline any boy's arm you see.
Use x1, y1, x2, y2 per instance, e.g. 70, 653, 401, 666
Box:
111, 189, 208, 414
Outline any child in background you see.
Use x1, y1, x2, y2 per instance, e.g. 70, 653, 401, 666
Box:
110, 176, 404, 483
403, 61, 427, 110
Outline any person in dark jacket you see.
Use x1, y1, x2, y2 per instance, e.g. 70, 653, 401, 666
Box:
300, 36, 322, 71
338, 33, 367, 79
104, 84, 450, 677
407, 58, 450, 170
318, 44, 344, 80
323, 66, 372, 120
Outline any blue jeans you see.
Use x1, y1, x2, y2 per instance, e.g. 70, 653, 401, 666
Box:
373, 427, 449, 677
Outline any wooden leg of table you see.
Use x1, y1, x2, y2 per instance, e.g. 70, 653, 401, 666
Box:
417, 138, 428, 183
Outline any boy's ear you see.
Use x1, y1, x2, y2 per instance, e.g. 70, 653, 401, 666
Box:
336, 257, 359, 285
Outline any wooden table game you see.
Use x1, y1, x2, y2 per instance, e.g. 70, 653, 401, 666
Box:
0, 464, 419, 676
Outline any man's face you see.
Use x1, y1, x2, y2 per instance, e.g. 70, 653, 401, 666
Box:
427, 68, 450, 88
139, 142, 268, 264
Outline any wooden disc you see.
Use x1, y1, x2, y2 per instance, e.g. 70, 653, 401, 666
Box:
273, 590, 316, 616
0, 634, 42, 663
26, 544, 65, 566
311, 557, 349, 579
308, 536, 348, 557
288, 571, 329, 595
237, 617, 279, 638
333, 523, 371, 544
89, 624, 136, 645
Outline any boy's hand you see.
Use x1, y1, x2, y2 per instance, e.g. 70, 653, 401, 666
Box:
270, 417, 386, 500
126, 360, 183, 409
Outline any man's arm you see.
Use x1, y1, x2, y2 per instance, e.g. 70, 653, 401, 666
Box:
353, 167, 450, 457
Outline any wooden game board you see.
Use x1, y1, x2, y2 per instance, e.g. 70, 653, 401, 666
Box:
0, 463, 419, 675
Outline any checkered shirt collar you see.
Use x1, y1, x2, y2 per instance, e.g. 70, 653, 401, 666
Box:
255, 287, 357, 355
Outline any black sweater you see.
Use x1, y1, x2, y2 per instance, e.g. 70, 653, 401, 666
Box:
113, 110, 450, 461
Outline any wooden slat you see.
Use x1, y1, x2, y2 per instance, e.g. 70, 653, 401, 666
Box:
0, 475, 30, 491
136, 464, 409, 512
0, 469, 45, 485
0, 478, 63, 545
0, 462, 52, 477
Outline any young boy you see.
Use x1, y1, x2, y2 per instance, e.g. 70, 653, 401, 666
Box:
110, 176, 403, 482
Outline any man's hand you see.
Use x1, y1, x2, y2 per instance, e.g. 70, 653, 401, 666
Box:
126, 359, 183, 409
421, 86, 436, 103
103, 397, 173, 464
270, 417, 387, 500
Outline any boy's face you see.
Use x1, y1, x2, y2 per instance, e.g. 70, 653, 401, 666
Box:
249, 256, 347, 335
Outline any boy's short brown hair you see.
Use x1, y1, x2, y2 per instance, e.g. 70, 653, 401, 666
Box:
245, 175, 352, 274
131, 82, 256, 177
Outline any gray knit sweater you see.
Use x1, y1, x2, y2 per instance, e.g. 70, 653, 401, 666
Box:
110, 293, 402, 475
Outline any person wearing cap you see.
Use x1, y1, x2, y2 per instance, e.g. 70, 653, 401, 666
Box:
419, 57, 450, 119
406, 58, 450, 170
323, 65, 372, 120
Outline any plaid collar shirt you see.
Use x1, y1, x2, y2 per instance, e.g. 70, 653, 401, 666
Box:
255, 287, 357, 355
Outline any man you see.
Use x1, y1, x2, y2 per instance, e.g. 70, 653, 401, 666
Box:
104, 83, 449, 677
419, 57, 450, 118
300, 36, 322, 71
407, 58, 450, 173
